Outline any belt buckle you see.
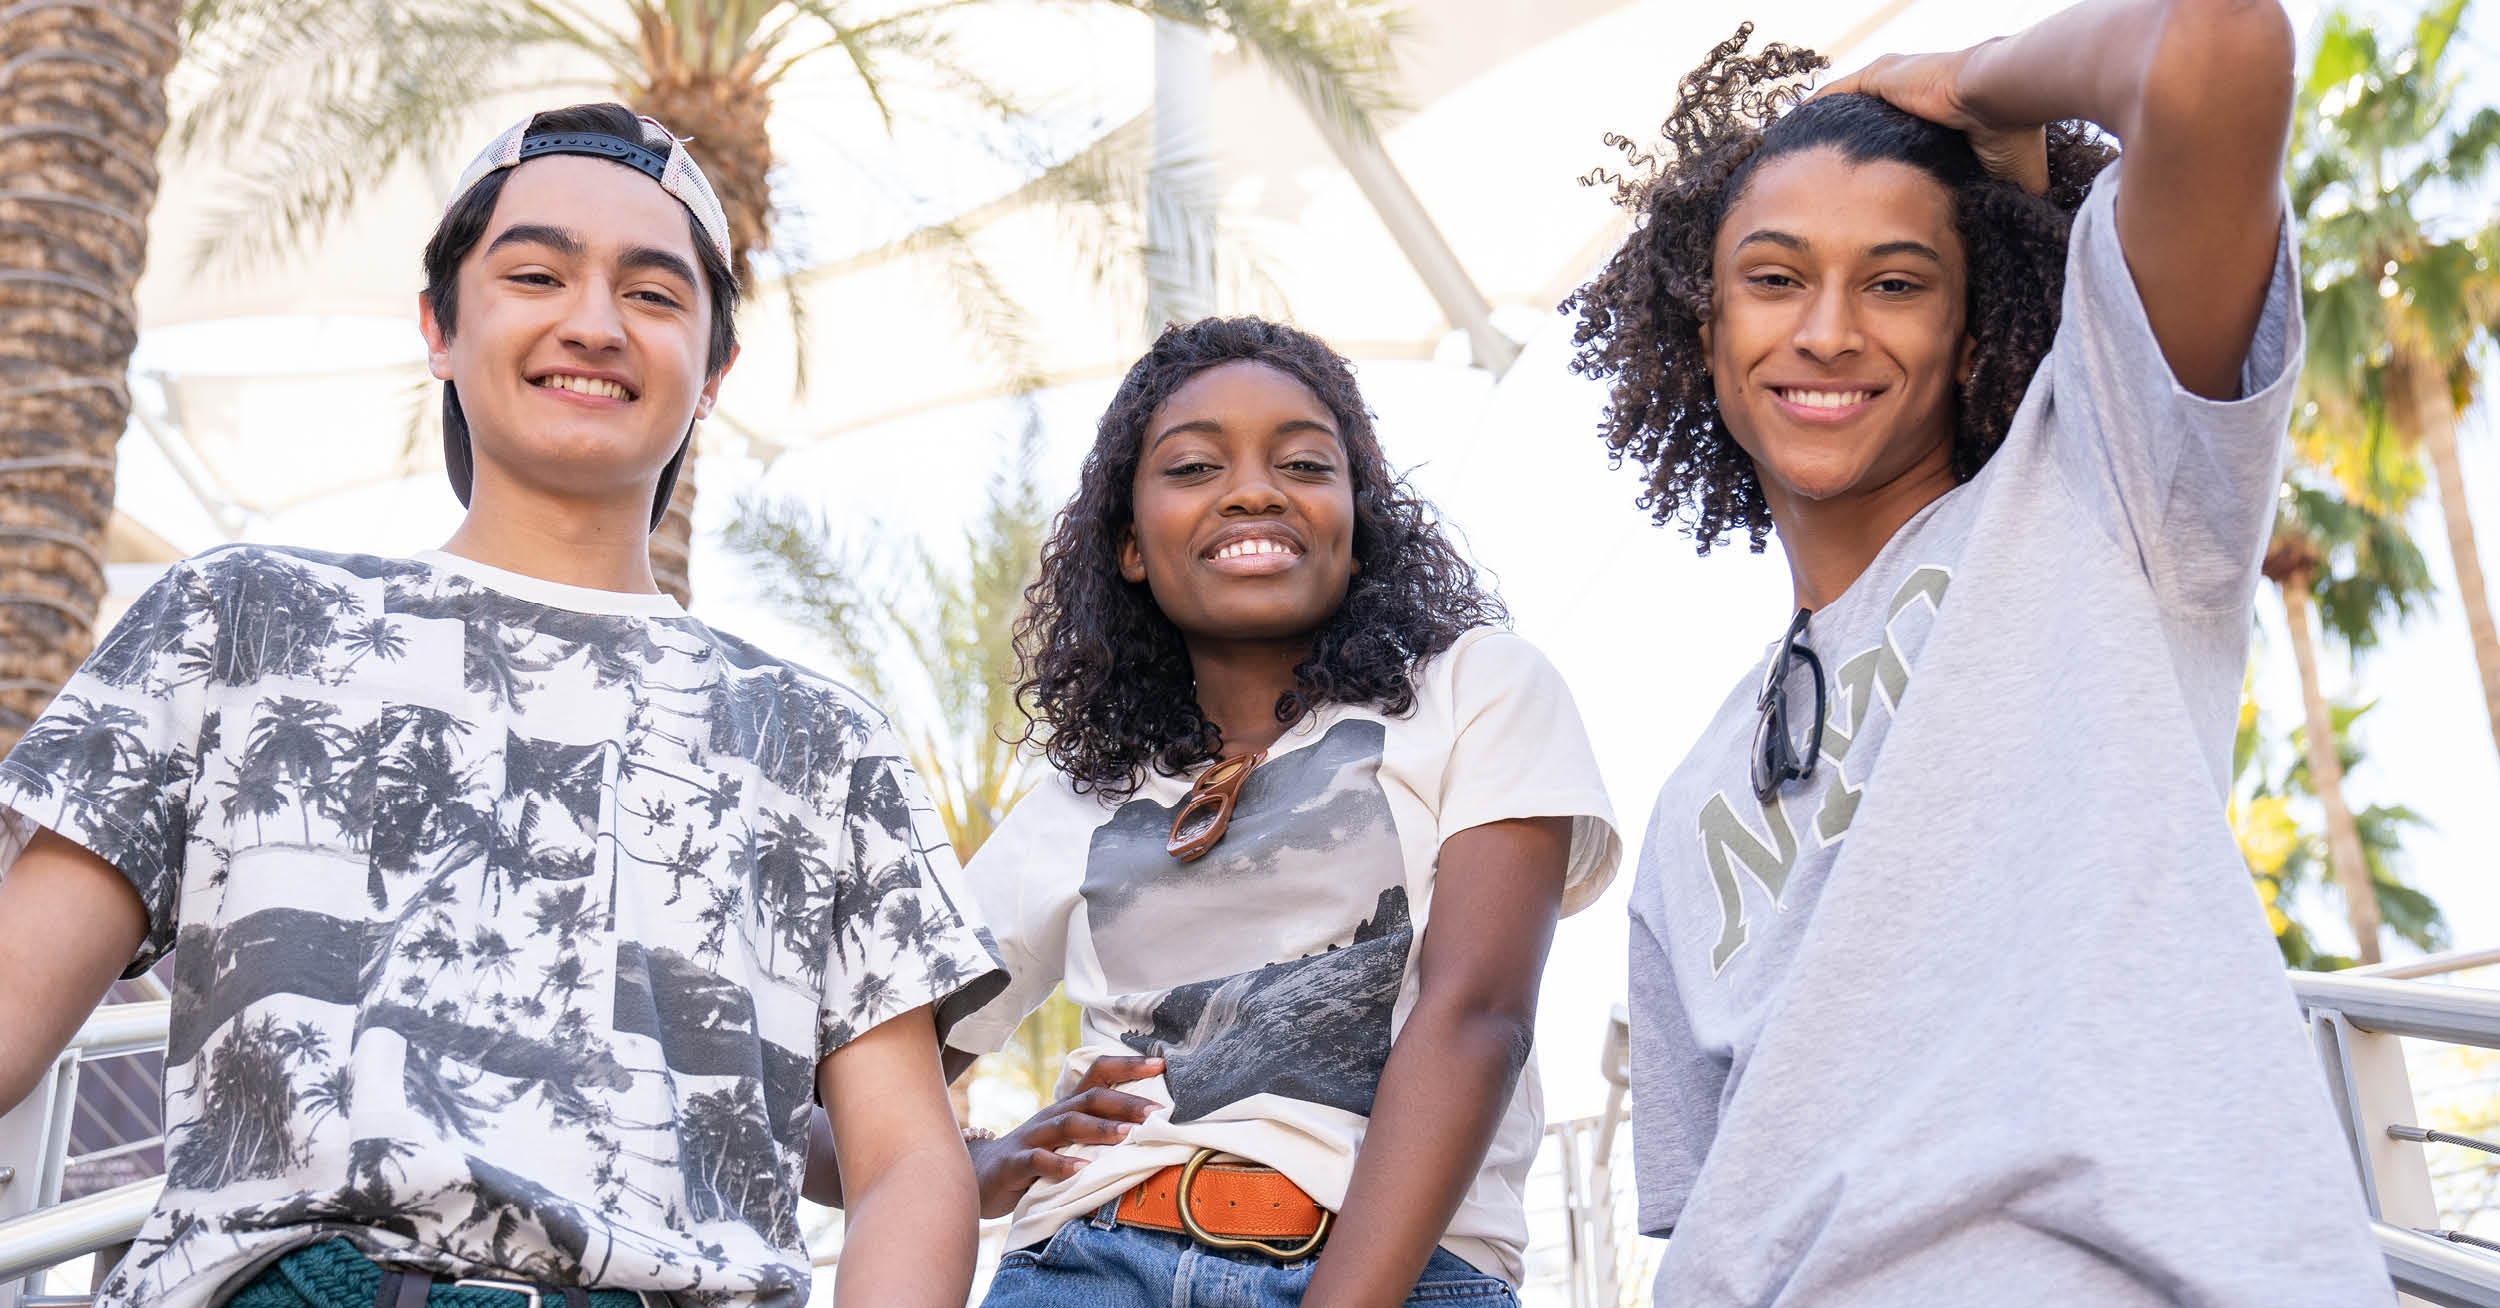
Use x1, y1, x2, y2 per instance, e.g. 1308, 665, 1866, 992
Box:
453, 1278, 545, 1308
1172, 1147, 1332, 1261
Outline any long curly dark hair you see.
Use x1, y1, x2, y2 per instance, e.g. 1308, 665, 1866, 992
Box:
1565, 25, 2117, 553
1014, 317, 1506, 796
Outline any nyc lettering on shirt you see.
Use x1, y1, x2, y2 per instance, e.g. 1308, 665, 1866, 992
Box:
1697, 564, 1951, 973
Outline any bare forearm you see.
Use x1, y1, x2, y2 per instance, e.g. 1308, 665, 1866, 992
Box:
1956, 0, 2290, 142
1300, 1003, 1533, 1308
833, 1140, 977, 1308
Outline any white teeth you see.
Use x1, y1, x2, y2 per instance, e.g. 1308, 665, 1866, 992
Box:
1212, 538, 1297, 561
1784, 389, 1870, 409
536, 374, 631, 401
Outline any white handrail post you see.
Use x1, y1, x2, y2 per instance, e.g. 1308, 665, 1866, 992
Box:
2311, 1010, 2442, 1228
0, 1050, 82, 1308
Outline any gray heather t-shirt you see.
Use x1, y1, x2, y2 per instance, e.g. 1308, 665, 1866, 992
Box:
1627, 165, 2390, 1304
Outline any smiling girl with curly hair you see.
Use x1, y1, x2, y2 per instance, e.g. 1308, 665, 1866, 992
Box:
1572, 6, 2385, 1303
935, 316, 1620, 1307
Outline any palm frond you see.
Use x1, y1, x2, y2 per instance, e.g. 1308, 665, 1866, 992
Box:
2412, 0, 2470, 78
184, 71, 539, 277
2434, 104, 2500, 193
1104, 0, 1404, 145
1017, 118, 1153, 310
720, 421, 1050, 860
907, 219, 1051, 394
176, 3, 609, 160
716, 494, 899, 706
172, 3, 629, 277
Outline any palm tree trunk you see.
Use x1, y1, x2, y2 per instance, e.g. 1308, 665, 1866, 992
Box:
2402, 357, 2500, 769
2280, 578, 2382, 964
632, 74, 772, 610
650, 466, 695, 607
0, 0, 180, 753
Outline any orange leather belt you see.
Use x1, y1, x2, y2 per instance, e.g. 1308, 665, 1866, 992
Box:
1115, 1148, 1333, 1258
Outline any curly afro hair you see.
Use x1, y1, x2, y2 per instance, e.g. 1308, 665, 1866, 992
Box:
1013, 316, 1505, 797
1564, 24, 2117, 553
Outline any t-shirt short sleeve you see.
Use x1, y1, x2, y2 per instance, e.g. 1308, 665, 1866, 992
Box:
814, 723, 1005, 1062
0, 561, 213, 973
1432, 630, 1621, 916
2043, 161, 2302, 613
940, 784, 1086, 1056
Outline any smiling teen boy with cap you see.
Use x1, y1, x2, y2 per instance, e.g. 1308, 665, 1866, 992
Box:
0, 104, 1001, 1308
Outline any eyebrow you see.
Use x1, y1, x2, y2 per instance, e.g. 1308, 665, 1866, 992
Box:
484, 223, 701, 289
1149, 417, 1339, 453
485, 224, 584, 259
1732, 228, 1947, 266
1867, 239, 1947, 266
1733, 229, 1807, 254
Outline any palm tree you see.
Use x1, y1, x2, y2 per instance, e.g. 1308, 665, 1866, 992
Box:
217, 759, 287, 843
8, 695, 157, 826
725, 417, 1075, 1120
725, 415, 1047, 857
2260, 470, 2434, 963
0, 0, 182, 755
245, 694, 354, 841
168, 1014, 304, 1186
2291, 0, 2500, 766
2233, 692, 2447, 969
172, 0, 1400, 605
334, 616, 410, 677
746, 810, 833, 977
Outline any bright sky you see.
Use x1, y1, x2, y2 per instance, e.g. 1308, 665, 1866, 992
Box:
102, 0, 2500, 1140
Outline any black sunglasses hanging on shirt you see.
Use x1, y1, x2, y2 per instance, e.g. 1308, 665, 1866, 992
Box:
1751, 607, 1826, 803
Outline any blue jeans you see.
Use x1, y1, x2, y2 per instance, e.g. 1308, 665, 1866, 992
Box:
981, 1201, 1519, 1307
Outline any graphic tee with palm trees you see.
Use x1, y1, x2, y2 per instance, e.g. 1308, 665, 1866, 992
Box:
0, 545, 1004, 1308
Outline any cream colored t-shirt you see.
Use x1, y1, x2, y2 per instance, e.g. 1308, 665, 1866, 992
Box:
947, 628, 1619, 1282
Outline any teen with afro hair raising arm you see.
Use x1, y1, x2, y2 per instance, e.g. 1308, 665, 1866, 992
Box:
1571, 3, 2389, 1304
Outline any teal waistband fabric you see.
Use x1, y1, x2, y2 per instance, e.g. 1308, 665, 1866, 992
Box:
226, 1239, 648, 1308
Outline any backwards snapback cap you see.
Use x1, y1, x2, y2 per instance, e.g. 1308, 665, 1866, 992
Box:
439, 112, 731, 532
452, 113, 731, 264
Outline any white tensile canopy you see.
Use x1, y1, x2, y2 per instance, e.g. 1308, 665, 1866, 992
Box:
111, 0, 1965, 571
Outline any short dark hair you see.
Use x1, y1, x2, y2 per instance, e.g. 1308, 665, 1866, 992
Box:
421, 102, 741, 530
1012, 316, 1506, 796
1565, 26, 2115, 553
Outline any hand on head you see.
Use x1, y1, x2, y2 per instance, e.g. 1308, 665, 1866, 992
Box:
1817, 47, 2049, 194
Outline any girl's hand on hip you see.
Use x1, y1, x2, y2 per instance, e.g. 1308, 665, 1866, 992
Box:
970, 1054, 1165, 1219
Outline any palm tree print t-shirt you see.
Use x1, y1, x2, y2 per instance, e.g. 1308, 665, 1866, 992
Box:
0, 545, 1005, 1308
947, 628, 1620, 1284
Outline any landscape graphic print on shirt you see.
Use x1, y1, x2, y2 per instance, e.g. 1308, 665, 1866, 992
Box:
1079, 719, 1412, 1123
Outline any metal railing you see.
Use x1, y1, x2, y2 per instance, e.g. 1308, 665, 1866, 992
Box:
1540, 1006, 1633, 1308
0, 998, 168, 1308
2293, 946, 2500, 1307
7, 957, 2498, 1308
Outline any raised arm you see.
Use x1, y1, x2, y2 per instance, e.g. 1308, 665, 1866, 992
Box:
0, 829, 148, 1114
1825, 0, 2296, 397
1299, 816, 1570, 1308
